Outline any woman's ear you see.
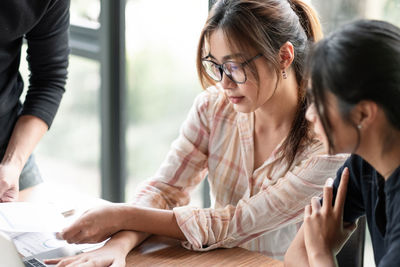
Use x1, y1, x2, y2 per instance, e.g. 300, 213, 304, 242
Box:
279, 41, 295, 70
353, 100, 378, 130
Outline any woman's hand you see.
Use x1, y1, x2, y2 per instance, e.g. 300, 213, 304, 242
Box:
60, 204, 127, 244
303, 167, 358, 267
44, 230, 140, 267
44, 244, 126, 267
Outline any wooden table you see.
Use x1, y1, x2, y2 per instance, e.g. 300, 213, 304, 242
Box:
128, 235, 283, 266
19, 184, 284, 267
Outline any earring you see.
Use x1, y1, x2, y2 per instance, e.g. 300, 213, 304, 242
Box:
282, 70, 287, 79
357, 124, 363, 129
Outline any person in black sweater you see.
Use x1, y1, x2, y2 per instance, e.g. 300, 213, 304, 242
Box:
284, 20, 400, 266
0, 0, 70, 202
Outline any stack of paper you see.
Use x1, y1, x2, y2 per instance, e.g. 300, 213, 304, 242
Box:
0, 202, 105, 257
0, 202, 67, 233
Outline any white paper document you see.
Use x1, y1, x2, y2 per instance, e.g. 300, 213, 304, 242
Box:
0, 202, 67, 233
8, 231, 105, 257
10, 231, 67, 257
0, 202, 106, 257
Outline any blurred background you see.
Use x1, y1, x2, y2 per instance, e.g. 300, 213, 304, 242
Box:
18, 1, 399, 265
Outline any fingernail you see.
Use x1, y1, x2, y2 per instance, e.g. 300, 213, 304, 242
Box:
61, 209, 75, 218
325, 178, 334, 187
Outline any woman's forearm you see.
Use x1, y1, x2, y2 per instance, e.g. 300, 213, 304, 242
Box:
308, 251, 336, 267
107, 230, 150, 255
119, 205, 186, 240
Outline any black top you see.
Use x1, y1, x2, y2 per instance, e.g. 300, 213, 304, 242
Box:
333, 154, 400, 266
0, 0, 70, 155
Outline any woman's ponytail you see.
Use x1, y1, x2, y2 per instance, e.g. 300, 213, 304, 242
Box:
290, 0, 323, 42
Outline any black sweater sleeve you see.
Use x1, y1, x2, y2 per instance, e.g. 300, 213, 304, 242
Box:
22, 0, 70, 128
332, 155, 366, 223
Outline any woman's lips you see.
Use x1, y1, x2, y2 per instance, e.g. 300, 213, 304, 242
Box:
228, 96, 244, 104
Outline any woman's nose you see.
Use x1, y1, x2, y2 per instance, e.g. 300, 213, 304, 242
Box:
219, 72, 236, 89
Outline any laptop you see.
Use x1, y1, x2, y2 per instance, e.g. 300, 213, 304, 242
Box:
0, 231, 81, 267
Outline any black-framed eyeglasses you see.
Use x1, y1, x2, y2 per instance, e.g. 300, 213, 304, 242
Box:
201, 53, 262, 84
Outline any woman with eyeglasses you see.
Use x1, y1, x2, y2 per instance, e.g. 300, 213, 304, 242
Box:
284, 19, 400, 267
46, 0, 347, 266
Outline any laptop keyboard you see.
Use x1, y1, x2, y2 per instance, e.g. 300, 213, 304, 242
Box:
23, 258, 46, 267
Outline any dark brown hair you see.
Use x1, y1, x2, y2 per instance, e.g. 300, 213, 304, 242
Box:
196, 0, 322, 170
309, 19, 400, 154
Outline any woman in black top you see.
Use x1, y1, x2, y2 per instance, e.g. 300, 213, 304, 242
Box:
285, 20, 400, 267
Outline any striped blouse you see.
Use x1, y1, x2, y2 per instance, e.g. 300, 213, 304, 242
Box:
132, 87, 348, 260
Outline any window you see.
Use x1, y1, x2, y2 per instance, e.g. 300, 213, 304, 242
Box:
20, 1, 102, 197
70, 0, 100, 28
20, 54, 101, 197
37, 56, 101, 197
312, 0, 400, 33
20, 1, 209, 204
125, 0, 208, 206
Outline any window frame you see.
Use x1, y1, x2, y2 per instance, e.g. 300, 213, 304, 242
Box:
69, 0, 212, 204
69, 1, 126, 202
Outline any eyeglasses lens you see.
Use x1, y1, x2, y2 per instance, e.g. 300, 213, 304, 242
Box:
202, 61, 222, 81
224, 62, 245, 83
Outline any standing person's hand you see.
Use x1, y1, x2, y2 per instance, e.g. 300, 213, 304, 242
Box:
0, 163, 20, 202
303, 167, 358, 267
60, 204, 126, 244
